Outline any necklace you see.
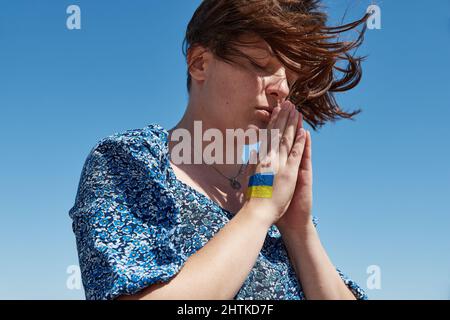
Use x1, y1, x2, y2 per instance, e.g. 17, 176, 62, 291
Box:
211, 163, 247, 190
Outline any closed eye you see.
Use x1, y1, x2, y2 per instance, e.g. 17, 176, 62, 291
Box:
250, 61, 295, 89
249, 60, 268, 72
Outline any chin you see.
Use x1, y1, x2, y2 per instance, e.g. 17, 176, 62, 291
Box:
246, 124, 262, 132
247, 120, 268, 131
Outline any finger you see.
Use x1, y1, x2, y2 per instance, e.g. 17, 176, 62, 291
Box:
286, 126, 307, 170
297, 108, 303, 132
267, 106, 281, 131
279, 104, 299, 166
262, 103, 289, 166
255, 107, 280, 175
269, 102, 292, 161
266, 106, 281, 152
300, 130, 312, 171
273, 101, 291, 137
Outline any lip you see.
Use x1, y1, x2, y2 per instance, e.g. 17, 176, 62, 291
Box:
255, 106, 273, 114
255, 107, 272, 123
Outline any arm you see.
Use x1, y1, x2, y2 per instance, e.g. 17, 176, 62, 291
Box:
118, 202, 271, 300
72, 106, 307, 300
119, 102, 307, 300
281, 221, 357, 300
276, 127, 364, 300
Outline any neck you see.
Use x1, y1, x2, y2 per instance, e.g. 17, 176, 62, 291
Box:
167, 104, 250, 183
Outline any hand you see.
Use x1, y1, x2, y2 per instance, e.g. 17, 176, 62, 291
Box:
275, 113, 313, 233
244, 100, 307, 228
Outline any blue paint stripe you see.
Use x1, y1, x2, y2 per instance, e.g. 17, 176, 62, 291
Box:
248, 173, 274, 187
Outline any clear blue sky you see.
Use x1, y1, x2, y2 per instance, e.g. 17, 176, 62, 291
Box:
0, 0, 449, 299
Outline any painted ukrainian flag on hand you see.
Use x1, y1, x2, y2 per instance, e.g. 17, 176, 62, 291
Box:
246, 173, 275, 199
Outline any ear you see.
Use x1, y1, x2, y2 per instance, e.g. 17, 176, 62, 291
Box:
187, 46, 213, 83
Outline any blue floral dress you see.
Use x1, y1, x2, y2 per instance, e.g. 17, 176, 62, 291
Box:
69, 123, 368, 300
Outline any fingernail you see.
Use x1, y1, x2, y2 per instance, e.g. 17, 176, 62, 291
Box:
299, 128, 305, 137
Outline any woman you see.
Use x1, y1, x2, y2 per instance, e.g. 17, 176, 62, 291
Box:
69, 0, 369, 300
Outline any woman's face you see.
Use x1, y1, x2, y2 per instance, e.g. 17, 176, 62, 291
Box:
193, 35, 298, 133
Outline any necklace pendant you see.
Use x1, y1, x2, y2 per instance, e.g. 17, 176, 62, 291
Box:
230, 179, 242, 190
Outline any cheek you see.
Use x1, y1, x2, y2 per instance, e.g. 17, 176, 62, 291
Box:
222, 79, 258, 116
226, 71, 261, 104
209, 64, 262, 120
216, 62, 261, 94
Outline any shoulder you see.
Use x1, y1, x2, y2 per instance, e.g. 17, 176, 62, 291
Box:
70, 123, 173, 220
87, 123, 170, 172
93, 123, 168, 157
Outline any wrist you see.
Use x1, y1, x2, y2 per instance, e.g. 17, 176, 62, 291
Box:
240, 201, 276, 230
278, 219, 317, 243
278, 210, 314, 228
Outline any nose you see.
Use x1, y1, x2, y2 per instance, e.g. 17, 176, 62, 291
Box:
265, 70, 290, 106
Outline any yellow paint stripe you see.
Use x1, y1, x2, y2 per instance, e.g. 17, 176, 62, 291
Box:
246, 186, 273, 199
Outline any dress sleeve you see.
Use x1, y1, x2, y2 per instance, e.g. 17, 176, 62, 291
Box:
69, 135, 188, 300
336, 268, 368, 300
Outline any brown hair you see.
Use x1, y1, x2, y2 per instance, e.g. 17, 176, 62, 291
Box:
183, 0, 369, 131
